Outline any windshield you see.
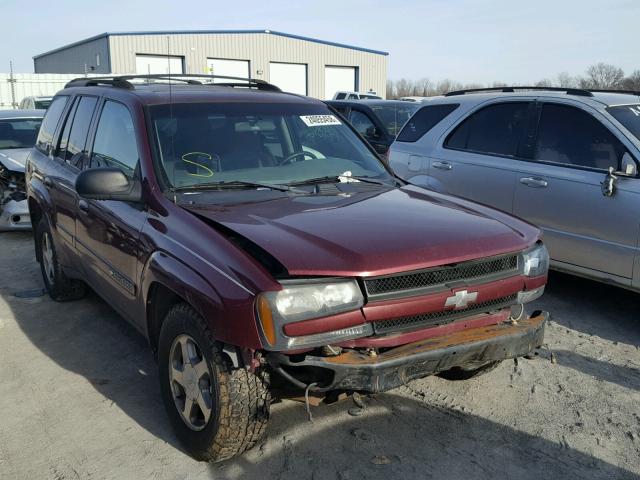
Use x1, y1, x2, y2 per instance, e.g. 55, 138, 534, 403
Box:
371, 104, 420, 136
607, 105, 640, 142
0, 118, 42, 149
149, 102, 392, 189
34, 99, 52, 109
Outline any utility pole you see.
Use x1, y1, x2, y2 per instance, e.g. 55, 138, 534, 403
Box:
8, 61, 17, 109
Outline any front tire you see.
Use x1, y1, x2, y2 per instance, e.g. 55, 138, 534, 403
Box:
158, 303, 270, 462
36, 217, 86, 301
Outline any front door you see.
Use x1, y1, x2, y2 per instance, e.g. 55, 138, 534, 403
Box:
75, 99, 147, 320
513, 102, 640, 280
430, 101, 533, 212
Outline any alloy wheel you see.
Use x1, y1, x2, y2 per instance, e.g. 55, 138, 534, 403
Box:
169, 334, 213, 431
41, 232, 55, 285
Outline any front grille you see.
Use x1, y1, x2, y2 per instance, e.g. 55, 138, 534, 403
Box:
372, 294, 517, 334
364, 254, 518, 299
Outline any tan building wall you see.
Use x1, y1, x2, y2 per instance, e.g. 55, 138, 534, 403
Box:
34, 31, 388, 99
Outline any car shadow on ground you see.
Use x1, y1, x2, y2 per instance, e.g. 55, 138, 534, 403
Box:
216, 393, 639, 480
531, 271, 640, 347
554, 349, 640, 391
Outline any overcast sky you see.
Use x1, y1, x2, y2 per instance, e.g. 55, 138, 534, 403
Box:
2, 0, 637, 83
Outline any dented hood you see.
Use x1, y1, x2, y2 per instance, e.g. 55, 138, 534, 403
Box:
0, 148, 31, 173
181, 185, 539, 277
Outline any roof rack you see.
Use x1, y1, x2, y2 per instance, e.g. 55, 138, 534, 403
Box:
64, 74, 281, 92
444, 86, 593, 97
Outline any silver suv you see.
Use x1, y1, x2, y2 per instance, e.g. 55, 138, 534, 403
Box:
389, 87, 640, 292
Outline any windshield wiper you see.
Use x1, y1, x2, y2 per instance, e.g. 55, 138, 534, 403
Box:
287, 175, 391, 187
173, 180, 305, 193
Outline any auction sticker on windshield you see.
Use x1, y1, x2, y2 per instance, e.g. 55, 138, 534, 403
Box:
300, 114, 342, 127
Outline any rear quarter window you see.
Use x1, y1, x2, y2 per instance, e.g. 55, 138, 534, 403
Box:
36, 96, 68, 154
396, 104, 459, 142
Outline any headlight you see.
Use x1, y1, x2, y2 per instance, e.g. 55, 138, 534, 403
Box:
521, 243, 549, 277
256, 279, 367, 350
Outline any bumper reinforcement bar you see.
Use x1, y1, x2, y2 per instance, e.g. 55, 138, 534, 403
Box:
268, 311, 548, 393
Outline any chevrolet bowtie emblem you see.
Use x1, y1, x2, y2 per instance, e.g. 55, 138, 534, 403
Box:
444, 290, 478, 309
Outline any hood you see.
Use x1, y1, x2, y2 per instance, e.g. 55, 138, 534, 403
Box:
182, 185, 540, 277
0, 148, 31, 173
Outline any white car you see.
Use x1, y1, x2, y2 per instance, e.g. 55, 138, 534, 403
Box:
0, 109, 44, 230
19, 96, 53, 110
332, 91, 381, 100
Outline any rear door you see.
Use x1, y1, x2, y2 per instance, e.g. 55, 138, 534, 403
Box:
512, 101, 640, 280
51, 95, 98, 251
429, 101, 533, 212
75, 99, 147, 318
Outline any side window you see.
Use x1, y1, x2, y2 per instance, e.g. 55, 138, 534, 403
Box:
349, 110, 377, 138
36, 96, 68, 154
397, 104, 459, 142
90, 101, 139, 177
534, 104, 625, 170
65, 97, 98, 168
56, 98, 79, 160
445, 102, 530, 157
333, 106, 350, 118
335, 93, 347, 100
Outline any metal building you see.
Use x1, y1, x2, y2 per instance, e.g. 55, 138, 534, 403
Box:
33, 30, 388, 99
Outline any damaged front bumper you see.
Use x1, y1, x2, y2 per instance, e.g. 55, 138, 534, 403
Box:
268, 311, 548, 393
0, 197, 30, 231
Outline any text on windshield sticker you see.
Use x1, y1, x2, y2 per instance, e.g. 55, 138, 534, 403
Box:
300, 115, 342, 127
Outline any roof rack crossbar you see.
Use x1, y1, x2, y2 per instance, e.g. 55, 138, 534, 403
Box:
444, 86, 594, 97
64, 77, 135, 89
64, 74, 281, 92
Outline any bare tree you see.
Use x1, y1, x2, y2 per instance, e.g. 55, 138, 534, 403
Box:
581, 63, 624, 89
622, 70, 640, 91
555, 72, 578, 88
385, 63, 636, 99
535, 78, 553, 87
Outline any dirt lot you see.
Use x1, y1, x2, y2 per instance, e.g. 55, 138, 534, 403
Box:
0, 231, 639, 480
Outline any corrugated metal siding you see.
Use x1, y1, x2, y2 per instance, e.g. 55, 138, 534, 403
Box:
107, 33, 387, 98
34, 37, 110, 74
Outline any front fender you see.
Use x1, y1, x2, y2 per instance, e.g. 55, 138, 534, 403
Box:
140, 250, 262, 349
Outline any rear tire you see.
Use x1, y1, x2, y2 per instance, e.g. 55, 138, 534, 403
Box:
438, 360, 502, 381
158, 303, 270, 462
36, 217, 86, 302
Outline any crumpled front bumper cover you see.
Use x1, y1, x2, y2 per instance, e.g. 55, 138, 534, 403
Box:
0, 198, 31, 231
268, 311, 548, 393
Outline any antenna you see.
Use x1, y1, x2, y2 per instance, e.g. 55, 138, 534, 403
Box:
167, 35, 177, 196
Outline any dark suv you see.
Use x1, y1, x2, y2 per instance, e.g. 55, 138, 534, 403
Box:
26, 75, 549, 462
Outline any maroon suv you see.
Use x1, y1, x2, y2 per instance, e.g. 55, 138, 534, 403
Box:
26, 75, 549, 462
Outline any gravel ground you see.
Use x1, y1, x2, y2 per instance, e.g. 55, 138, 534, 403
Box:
0, 231, 639, 480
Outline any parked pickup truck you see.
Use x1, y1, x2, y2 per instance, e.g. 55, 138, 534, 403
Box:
26, 74, 549, 462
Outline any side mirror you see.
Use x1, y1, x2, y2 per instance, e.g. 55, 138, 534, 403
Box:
619, 152, 637, 176
365, 126, 382, 140
76, 168, 142, 202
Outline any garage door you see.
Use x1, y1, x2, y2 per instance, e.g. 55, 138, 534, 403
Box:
324, 66, 357, 100
135, 55, 184, 75
206, 58, 250, 82
269, 62, 307, 95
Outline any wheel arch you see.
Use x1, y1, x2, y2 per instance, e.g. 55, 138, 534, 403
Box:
141, 250, 259, 357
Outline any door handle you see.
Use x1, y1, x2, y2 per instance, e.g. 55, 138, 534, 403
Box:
43, 177, 53, 188
433, 161, 453, 171
78, 199, 89, 212
519, 177, 548, 188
